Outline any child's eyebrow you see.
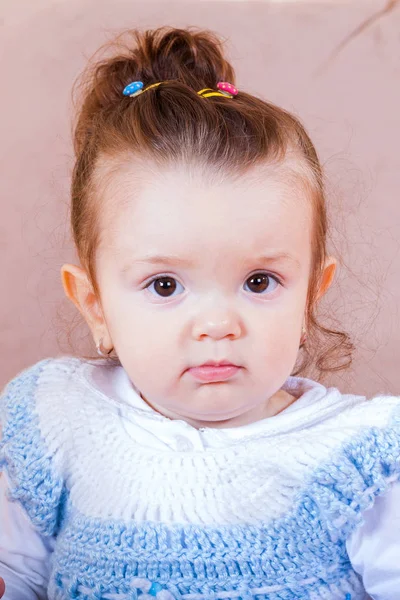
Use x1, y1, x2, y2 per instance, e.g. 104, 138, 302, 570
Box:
122, 253, 301, 271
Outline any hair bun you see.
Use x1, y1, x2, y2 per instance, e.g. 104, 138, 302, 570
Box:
72, 26, 236, 124
131, 26, 236, 90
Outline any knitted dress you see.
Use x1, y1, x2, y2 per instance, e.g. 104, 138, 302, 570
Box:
1, 356, 400, 600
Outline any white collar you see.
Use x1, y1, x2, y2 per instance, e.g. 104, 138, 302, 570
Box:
79, 359, 350, 444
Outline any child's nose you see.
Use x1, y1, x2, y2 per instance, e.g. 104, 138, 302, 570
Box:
191, 307, 242, 341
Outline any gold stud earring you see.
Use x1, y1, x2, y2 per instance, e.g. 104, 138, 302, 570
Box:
300, 326, 307, 348
96, 337, 113, 357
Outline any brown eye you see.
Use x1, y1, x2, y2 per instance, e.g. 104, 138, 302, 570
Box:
147, 276, 183, 298
245, 273, 279, 294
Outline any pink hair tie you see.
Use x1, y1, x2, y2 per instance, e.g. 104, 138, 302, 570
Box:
217, 82, 238, 97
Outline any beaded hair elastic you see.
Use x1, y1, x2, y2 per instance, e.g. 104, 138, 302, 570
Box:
122, 80, 238, 98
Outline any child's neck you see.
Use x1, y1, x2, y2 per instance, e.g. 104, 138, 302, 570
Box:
141, 389, 298, 430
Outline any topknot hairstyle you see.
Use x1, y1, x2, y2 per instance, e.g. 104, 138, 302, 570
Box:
68, 25, 354, 380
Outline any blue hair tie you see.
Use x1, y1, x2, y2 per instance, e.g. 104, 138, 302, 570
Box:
122, 80, 144, 97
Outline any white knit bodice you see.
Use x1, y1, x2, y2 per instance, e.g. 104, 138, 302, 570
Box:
33, 357, 399, 526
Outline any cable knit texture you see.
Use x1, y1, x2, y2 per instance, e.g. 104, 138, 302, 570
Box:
1, 356, 400, 600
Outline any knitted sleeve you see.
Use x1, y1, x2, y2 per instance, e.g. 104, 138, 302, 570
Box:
0, 359, 67, 537
304, 396, 400, 545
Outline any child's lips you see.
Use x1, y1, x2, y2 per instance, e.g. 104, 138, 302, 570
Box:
187, 365, 241, 382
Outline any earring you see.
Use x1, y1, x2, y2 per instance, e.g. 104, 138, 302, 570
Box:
96, 337, 113, 357
300, 326, 307, 348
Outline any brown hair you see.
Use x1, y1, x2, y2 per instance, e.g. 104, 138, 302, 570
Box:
68, 25, 354, 380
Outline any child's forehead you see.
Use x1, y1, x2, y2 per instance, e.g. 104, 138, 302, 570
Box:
100, 158, 311, 218
96, 157, 313, 255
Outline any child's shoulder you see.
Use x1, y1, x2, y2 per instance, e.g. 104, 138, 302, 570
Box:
334, 387, 400, 429
0, 355, 94, 457
286, 376, 400, 440
1, 354, 84, 393
1, 354, 94, 404
320, 388, 400, 468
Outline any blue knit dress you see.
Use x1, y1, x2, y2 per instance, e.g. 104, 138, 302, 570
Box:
1, 356, 400, 600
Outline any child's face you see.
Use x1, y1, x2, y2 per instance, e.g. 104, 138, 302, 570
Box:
65, 160, 333, 428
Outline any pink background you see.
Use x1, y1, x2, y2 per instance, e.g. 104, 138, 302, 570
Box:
1, 0, 399, 397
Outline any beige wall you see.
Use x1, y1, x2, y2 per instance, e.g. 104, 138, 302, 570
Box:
1, 0, 399, 397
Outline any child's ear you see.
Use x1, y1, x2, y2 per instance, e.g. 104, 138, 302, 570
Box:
60, 264, 111, 345
316, 256, 337, 301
